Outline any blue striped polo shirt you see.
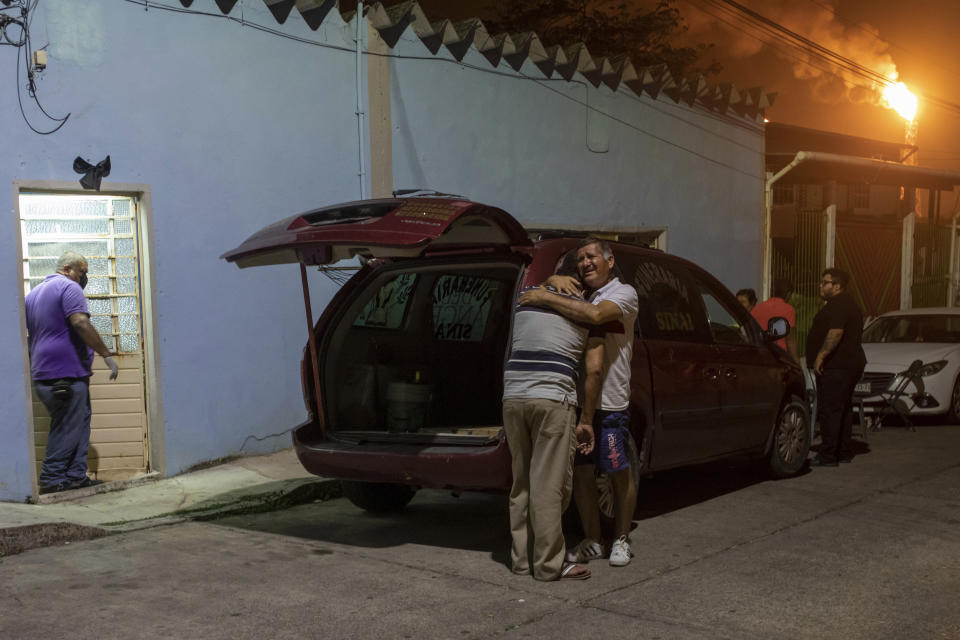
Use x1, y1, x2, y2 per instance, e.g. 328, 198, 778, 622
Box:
503, 287, 603, 404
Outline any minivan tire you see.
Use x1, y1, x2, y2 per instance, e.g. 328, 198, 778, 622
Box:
341, 480, 417, 513
768, 395, 810, 478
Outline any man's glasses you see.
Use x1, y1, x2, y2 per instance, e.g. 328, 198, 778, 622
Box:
820, 279, 835, 285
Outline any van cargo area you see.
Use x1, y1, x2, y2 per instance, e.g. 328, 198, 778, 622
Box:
319, 258, 524, 446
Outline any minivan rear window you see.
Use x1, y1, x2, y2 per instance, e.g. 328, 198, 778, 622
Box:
432, 275, 503, 342
353, 273, 418, 329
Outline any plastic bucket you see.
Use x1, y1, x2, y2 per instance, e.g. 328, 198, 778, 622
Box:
386, 382, 433, 433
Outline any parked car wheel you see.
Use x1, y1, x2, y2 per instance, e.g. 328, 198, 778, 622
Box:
341, 480, 417, 513
947, 376, 960, 424
768, 395, 810, 478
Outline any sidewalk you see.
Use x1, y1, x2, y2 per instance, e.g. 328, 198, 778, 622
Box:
0, 448, 340, 557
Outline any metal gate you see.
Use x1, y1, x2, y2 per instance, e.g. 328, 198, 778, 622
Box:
836, 218, 902, 318
912, 222, 951, 308
771, 210, 825, 353
20, 193, 149, 481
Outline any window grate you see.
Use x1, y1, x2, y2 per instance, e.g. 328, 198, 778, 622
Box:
20, 194, 142, 354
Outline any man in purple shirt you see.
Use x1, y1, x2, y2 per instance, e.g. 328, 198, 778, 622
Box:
25, 252, 119, 494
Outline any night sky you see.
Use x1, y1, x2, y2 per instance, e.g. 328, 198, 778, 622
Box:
405, 0, 960, 174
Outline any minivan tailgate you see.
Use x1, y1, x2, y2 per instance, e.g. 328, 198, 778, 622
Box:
221, 198, 532, 268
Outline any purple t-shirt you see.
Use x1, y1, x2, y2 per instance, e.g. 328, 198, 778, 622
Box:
25, 274, 93, 380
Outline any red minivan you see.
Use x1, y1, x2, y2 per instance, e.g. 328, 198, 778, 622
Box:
223, 196, 809, 513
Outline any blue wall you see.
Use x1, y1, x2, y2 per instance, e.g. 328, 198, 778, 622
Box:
1, 0, 364, 500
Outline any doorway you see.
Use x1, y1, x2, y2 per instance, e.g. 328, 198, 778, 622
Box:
19, 192, 151, 482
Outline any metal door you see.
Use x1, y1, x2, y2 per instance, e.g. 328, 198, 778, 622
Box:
20, 193, 149, 481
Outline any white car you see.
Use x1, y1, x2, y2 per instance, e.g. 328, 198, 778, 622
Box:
858, 307, 960, 423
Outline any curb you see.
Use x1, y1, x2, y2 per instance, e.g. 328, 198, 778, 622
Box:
0, 522, 110, 558
1, 478, 342, 557
33, 472, 163, 505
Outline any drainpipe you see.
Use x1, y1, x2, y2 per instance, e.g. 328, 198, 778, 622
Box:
901, 211, 915, 310
823, 180, 837, 270
355, 5, 368, 200
947, 195, 960, 307
763, 152, 805, 298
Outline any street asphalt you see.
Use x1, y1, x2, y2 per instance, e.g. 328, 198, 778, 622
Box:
1, 426, 959, 639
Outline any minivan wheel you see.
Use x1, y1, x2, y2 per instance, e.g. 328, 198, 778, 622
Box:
769, 395, 810, 478
341, 480, 417, 513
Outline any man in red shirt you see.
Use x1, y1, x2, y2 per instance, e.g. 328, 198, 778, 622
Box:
752, 278, 799, 364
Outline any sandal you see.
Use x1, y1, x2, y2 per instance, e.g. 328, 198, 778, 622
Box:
559, 562, 591, 580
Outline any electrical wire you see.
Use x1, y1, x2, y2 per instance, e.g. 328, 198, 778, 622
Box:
8, 0, 70, 134
691, 0, 960, 118
802, 0, 960, 82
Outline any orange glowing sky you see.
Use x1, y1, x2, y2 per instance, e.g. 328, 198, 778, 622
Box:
395, 0, 960, 171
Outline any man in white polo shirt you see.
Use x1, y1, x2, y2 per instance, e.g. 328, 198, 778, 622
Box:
519, 237, 639, 567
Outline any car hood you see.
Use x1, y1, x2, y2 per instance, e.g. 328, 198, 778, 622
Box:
862, 342, 959, 368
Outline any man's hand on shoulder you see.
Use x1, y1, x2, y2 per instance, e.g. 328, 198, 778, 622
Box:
517, 286, 549, 308
544, 275, 583, 296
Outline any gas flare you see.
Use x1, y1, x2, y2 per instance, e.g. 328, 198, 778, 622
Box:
881, 79, 918, 122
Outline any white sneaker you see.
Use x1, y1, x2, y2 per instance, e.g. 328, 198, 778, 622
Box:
566, 538, 604, 563
609, 535, 633, 567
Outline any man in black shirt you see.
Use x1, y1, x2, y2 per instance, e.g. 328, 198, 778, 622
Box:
806, 268, 867, 467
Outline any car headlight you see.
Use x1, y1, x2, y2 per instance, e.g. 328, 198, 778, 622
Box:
918, 360, 948, 377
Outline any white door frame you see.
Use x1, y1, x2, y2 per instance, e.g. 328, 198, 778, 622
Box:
13, 180, 166, 495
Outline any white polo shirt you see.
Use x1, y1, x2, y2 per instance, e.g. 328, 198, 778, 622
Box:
589, 277, 638, 412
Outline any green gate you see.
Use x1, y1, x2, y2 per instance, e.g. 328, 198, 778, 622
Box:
912, 222, 951, 308
771, 210, 825, 354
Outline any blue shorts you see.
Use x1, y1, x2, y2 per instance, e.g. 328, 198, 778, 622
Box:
576, 409, 631, 474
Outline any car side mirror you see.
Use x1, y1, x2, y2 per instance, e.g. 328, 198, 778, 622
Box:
764, 316, 790, 342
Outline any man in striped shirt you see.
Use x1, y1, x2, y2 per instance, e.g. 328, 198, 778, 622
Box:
519, 238, 639, 568
502, 253, 605, 581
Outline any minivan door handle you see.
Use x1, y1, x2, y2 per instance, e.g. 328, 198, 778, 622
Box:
702, 367, 719, 381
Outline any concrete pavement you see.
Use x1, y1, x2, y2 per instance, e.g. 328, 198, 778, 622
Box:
0, 448, 340, 556
1, 425, 959, 639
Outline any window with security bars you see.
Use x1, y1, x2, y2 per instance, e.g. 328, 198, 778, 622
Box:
20, 194, 141, 353
773, 183, 795, 205
848, 183, 870, 209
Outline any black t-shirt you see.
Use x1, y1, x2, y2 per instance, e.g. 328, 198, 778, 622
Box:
805, 291, 866, 370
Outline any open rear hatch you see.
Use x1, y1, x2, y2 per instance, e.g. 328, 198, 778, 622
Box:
220, 197, 531, 268
222, 197, 533, 445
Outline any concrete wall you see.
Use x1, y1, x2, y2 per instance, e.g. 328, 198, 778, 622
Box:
1, 0, 363, 500
388, 33, 766, 291
0, 2, 765, 501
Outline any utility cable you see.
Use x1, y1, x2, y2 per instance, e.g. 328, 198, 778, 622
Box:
692, 0, 960, 118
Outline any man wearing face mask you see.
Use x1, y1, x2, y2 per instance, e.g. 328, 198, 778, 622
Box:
25, 252, 119, 494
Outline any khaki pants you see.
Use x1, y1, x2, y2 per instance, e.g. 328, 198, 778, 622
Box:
502, 397, 577, 581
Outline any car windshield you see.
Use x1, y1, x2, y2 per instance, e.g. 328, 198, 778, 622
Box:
862, 315, 960, 343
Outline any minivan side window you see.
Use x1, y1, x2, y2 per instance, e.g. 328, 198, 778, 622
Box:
353, 273, 417, 329
432, 275, 503, 342
697, 285, 751, 346
626, 257, 710, 343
